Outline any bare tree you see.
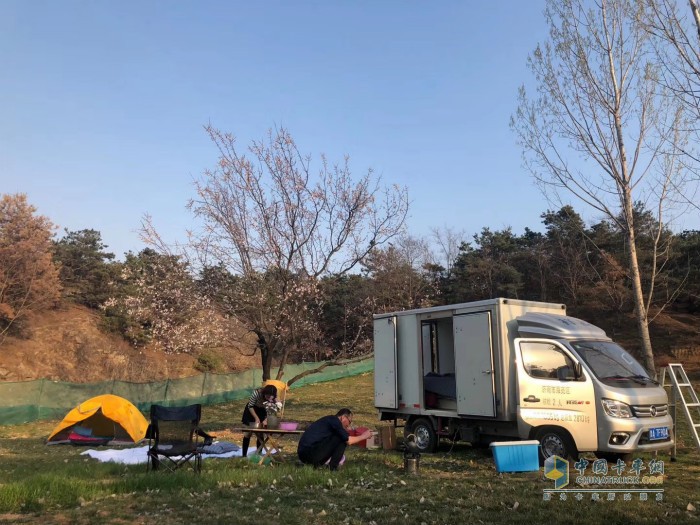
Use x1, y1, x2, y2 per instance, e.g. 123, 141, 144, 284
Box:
645, 0, 700, 121
644, 0, 700, 207
143, 126, 408, 381
394, 234, 434, 274
429, 225, 466, 279
363, 235, 438, 313
512, 0, 696, 375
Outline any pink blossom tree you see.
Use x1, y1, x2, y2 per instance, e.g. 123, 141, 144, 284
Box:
143, 126, 408, 381
103, 250, 231, 355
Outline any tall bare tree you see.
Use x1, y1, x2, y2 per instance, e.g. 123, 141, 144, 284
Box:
512, 0, 696, 375
143, 126, 408, 381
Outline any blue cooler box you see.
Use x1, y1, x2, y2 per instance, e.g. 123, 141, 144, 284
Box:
490, 440, 540, 472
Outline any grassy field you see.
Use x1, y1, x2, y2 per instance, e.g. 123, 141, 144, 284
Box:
0, 373, 698, 524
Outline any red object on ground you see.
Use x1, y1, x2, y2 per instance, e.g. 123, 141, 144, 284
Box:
68, 431, 110, 446
347, 426, 370, 448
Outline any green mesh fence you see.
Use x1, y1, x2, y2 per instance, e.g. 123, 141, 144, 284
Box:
0, 359, 374, 425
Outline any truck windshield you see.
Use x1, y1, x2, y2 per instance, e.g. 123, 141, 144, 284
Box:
570, 341, 654, 385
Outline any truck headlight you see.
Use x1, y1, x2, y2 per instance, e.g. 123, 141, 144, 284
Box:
602, 398, 633, 418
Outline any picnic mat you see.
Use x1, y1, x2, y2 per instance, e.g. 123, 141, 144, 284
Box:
80, 441, 245, 465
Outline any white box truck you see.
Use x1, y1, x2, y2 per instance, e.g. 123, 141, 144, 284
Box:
374, 298, 674, 461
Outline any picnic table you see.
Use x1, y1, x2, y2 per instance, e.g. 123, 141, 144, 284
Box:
232, 427, 304, 465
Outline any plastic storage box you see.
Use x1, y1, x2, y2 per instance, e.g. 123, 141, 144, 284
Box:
490, 440, 540, 472
347, 426, 370, 448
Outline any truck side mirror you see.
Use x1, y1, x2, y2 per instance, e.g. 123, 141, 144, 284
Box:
574, 362, 582, 380
556, 365, 580, 381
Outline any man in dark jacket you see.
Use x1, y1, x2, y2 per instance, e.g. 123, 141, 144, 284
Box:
297, 408, 372, 470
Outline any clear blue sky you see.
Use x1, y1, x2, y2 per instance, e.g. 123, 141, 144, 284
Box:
2, 1, 595, 259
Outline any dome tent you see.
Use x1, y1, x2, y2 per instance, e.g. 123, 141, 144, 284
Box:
47, 394, 148, 445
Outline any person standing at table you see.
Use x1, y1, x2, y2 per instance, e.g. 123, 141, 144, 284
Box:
240, 384, 278, 457
297, 408, 371, 470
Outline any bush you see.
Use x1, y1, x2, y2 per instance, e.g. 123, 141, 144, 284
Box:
194, 351, 222, 373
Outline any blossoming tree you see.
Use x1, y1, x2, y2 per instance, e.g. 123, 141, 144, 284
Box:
142, 126, 408, 381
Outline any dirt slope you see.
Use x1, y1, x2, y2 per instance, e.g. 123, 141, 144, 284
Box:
0, 304, 258, 383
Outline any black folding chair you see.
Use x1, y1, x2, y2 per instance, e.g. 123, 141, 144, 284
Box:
147, 404, 203, 473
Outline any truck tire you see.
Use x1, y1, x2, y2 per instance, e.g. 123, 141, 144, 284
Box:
535, 427, 577, 463
407, 418, 438, 453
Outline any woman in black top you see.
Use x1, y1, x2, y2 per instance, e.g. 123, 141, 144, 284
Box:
240, 384, 278, 457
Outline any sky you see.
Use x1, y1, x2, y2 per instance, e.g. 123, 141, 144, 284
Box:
1, 0, 627, 260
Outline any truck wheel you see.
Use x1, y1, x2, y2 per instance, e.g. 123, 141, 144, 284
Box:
535, 427, 577, 463
408, 418, 438, 453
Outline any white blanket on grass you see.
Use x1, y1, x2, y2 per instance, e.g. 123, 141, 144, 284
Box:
81, 442, 274, 465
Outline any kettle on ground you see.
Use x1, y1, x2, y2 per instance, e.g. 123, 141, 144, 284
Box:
403, 433, 421, 474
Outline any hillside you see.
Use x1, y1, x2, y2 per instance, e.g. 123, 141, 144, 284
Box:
0, 304, 259, 383
0, 303, 698, 383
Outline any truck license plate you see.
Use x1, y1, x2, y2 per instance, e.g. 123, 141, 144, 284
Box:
649, 427, 669, 441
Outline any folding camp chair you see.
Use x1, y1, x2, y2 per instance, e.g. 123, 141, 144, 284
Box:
147, 404, 203, 473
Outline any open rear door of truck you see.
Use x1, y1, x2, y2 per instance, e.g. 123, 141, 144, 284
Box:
453, 312, 496, 417
374, 316, 398, 409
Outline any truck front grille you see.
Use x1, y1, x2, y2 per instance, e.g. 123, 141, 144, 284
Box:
631, 404, 668, 418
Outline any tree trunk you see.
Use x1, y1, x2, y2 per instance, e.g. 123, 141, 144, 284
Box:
690, 0, 700, 42
275, 348, 290, 380
255, 331, 272, 382
611, 51, 656, 376
625, 212, 656, 376
262, 353, 272, 382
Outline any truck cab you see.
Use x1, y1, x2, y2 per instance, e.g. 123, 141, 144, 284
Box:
514, 313, 673, 460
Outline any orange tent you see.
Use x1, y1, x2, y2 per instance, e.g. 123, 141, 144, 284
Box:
47, 394, 148, 444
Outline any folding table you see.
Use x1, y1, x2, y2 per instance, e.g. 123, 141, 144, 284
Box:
232, 428, 304, 465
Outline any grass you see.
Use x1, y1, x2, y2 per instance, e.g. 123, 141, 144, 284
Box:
0, 373, 698, 524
